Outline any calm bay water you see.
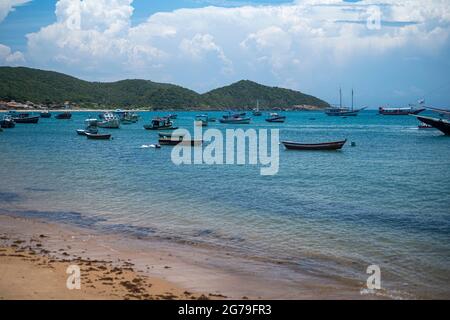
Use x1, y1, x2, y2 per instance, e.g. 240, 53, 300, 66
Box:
1, 110, 449, 299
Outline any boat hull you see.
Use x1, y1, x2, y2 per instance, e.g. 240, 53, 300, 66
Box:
76, 128, 99, 136
55, 113, 72, 119
98, 120, 120, 128
325, 110, 360, 116
379, 108, 425, 115
219, 118, 251, 124
12, 116, 39, 124
0, 120, 15, 128
415, 116, 450, 135
265, 116, 286, 123
158, 138, 202, 146
85, 133, 111, 140
282, 139, 347, 150
144, 125, 178, 130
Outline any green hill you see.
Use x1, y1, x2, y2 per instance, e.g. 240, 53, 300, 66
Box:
203, 80, 329, 109
0, 67, 329, 109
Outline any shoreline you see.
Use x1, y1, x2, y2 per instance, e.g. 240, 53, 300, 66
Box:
0, 107, 327, 113
0, 214, 222, 300
0, 213, 375, 300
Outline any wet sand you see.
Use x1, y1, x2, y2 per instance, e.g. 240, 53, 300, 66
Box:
0, 214, 372, 300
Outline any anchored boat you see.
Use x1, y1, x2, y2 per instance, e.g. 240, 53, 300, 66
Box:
253, 100, 262, 116
158, 136, 202, 146
98, 112, 120, 128
282, 139, 347, 150
325, 89, 365, 116
265, 113, 286, 123
144, 117, 177, 130
379, 106, 425, 115
40, 110, 51, 118
85, 132, 112, 140
0, 115, 15, 128
12, 113, 39, 124
413, 115, 450, 135
219, 112, 251, 124
55, 112, 72, 119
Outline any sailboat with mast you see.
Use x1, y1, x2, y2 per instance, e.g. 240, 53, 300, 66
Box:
325, 88, 366, 116
252, 100, 262, 116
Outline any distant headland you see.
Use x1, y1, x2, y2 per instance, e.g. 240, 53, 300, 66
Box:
0, 67, 329, 111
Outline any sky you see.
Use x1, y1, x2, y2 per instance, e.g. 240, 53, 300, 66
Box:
0, 0, 449, 108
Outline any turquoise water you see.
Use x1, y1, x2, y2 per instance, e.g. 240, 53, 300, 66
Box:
1, 110, 449, 298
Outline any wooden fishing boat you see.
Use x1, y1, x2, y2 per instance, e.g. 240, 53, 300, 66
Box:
0, 115, 15, 128
40, 111, 51, 118
55, 112, 72, 119
12, 114, 39, 124
76, 127, 99, 136
223, 112, 246, 119
158, 132, 185, 138
158, 136, 203, 146
85, 132, 111, 140
282, 139, 347, 150
265, 113, 286, 123
413, 115, 450, 135
144, 117, 177, 130
219, 116, 251, 124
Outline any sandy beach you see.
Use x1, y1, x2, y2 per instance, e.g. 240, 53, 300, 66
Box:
0, 213, 370, 300
0, 215, 220, 300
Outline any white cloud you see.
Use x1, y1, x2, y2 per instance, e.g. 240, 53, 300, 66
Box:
180, 33, 233, 74
21, 0, 450, 93
0, 0, 30, 23
0, 44, 25, 65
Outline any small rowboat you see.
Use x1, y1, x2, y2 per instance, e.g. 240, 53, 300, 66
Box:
85, 132, 111, 140
282, 139, 347, 150
76, 127, 98, 136
158, 137, 202, 146
158, 132, 185, 138
219, 117, 251, 124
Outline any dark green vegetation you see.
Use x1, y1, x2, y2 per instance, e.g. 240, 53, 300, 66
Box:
0, 67, 329, 109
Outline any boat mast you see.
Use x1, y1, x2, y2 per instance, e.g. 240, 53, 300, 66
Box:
256, 99, 259, 111
351, 88, 354, 112
339, 87, 342, 109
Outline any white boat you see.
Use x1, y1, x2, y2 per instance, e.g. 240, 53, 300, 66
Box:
253, 100, 262, 116
98, 112, 120, 128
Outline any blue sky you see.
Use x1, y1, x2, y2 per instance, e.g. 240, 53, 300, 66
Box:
0, 0, 449, 108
